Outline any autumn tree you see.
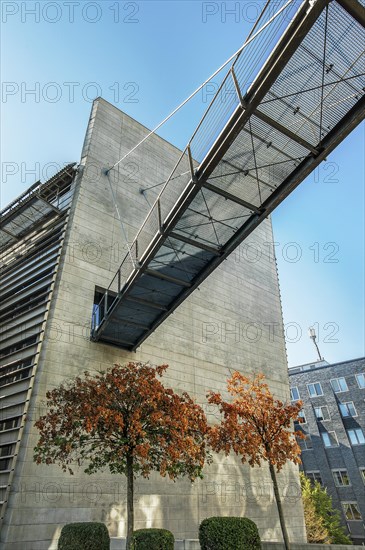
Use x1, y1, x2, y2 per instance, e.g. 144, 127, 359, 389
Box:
207, 372, 304, 550
300, 473, 352, 544
34, 362, 210, 550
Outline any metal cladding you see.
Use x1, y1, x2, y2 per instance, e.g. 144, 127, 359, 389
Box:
0, 165, 77, 522
0, 164, 77, 252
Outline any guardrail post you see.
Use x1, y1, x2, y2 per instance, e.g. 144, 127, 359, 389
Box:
187, 146, 198, 183
231, 66, 245, 108
157, 199, 162, 232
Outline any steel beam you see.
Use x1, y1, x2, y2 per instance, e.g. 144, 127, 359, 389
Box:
202, 181, 262, 213
242, 123, 299, 162
169, 231, 221, 255
336, 0, 365, 27
254, 109, 320, 155
94, 334, 135, 348
125, 296, 168, 311
145, 268, 191, 287
221, 159, 276, 191
113, 318, 150, 331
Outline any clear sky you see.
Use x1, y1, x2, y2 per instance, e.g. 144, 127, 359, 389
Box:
1, 0, 364, 367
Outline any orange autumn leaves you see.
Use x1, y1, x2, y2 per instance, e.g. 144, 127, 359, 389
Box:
34, 364, 304, 479
34, 362, 210, 481
207, 371, 305, 472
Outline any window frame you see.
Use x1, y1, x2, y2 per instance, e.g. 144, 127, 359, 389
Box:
330, 377, 349, 393
355, 373, 365, 389
347, 428, 365, 446
359, 468, 365, 484
339, 401, 357, 418
342, 501, 362, 521
321, 430, 339, 448
314, 405, 330, 421
290, 386, 300, 401
306, 471, 323, 486
307, 382, 323, 398
332, 469, 351, 487
298, 432, 313, 451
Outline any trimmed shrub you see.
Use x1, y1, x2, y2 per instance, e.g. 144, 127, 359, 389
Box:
58, 522, 110, 550
199, 516, 261, 550
132, 528, 174, 549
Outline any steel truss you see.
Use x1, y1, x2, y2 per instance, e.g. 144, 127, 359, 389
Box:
91, 0, 365, 350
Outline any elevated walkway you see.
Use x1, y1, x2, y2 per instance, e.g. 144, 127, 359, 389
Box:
91, 0, 365, 350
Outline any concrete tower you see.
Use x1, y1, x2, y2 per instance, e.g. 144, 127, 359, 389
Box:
0, 98, 305, 549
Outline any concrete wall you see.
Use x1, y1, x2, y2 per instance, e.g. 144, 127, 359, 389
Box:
2, 98, 306, 548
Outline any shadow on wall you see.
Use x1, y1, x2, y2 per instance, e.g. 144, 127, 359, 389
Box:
102, 452, 304, 544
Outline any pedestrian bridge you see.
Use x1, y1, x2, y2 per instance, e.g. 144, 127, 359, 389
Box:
91, 0, 365, 351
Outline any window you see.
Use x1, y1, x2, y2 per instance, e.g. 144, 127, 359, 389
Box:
333, 469, 350, 486
356, 373, 365, 389
0, 416, 21, 432
347, 428, 365, 445
308, 382, 323, 397
360, 468, 365, 484
342, 502, 362, 521
298, 432, 313, 450
0, 457, 12, 471
306, 471, 322, 486
0, 444, 14, 458
290, 386, 300, 401
339, 401, 357, 418
297, 409, 306, 424
314, 406, 330, 421
331, 377, 348, 393
321, 431, 338, 448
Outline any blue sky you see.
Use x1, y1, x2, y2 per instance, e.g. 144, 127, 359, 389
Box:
1, 0, 364, 366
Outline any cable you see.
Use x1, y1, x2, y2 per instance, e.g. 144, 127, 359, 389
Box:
105, 171, 137, 269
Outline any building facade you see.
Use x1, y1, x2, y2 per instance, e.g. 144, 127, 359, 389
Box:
289, 358, 365, 544
0, 98, 306, 549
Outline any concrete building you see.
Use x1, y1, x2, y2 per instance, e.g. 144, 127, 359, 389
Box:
289, 358, 365, 544
0, 98, 307, 548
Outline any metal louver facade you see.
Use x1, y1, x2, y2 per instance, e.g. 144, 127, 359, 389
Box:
0, 164, 77, 526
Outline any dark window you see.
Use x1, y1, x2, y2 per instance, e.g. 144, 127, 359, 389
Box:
333, 470, 350, 486
306, 471, 322, 486
314, 406, 330, 421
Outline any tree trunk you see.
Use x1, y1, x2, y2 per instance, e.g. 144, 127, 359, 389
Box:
269, 462, 290, 550
126, 454, 134, 550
